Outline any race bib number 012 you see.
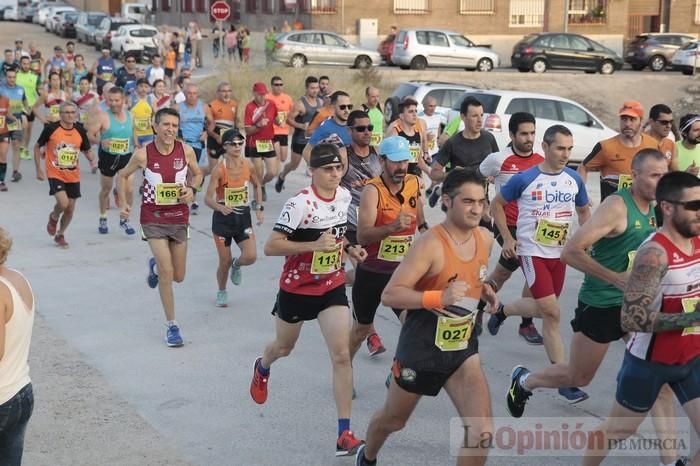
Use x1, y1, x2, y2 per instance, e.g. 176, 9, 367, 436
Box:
310, 245, 342, 275
378, 235, 413, 262
224, 186, 249, 207
56, 148, 78, 168
618, 174, 633, 191
435, 313, 474, 351
682, 298, 700, 336
155, 183, 180, 206
533, 219, 569, 247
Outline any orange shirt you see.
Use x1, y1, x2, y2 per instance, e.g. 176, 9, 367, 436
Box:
582, 133, 659, 177
215, 157, 251, 203
657, 137, 677, 167
165, 50, 176, 70
265, 92, 294, 136
0, 96, 9, 134
209, 98, 238, 130
36, 122, 91, 183
307, 106, 334, 134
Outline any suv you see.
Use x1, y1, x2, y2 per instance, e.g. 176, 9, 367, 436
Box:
384, 81, 474, 124
625, 33, 696, 72
445, 90, 616, 165
110, 24, 159, 61
391, 29, 500, 71
94, 17, 138, 51
76, 12, 108, 44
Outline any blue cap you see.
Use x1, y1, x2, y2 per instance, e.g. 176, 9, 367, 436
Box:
379, 136, 410, 162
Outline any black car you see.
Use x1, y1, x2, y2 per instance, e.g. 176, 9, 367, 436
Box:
511, 33, 623, 74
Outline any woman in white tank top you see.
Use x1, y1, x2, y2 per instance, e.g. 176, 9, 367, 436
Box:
0, 227, 35, 466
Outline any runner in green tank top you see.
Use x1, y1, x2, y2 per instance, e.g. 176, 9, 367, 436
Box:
503, 149, 685, 466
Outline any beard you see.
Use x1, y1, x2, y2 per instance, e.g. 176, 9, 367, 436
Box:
672, 214, 700, 239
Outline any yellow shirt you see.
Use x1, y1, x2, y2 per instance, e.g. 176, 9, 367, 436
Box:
131, 98, 153, 137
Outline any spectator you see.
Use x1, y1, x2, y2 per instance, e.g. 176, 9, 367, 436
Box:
242, 29, 251, 65
236, 26, 245, 63
265, 27, 276, 66
293, 20, 303, 30
225, 25, 238, 63
281, 20, 291, 33
191, 22, 203, 68
164, 43, 177, 88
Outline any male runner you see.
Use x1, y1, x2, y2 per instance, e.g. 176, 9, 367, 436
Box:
206, 81, 238, 167
266, 75, 293, 163
90, 86, 136, 235
582, 171, 700, 466
15, 56, 39, 163
34, 102, 94, 248
0, 69, 29, 182
92, 49, 115, 96
361, 86, 383, 147
244, 81, 278, 201
646, 104, 678, 169
302, 90, 352, 169
275, 76, 323, 192
319, 75, 330, 96
385, 98, 428, 177
117, 107, 203, 347
418, 96, 444, 163
249, 144, 366, 457
130, 79, 154, 148
488, 125, 591, 403
356, 169, 498, 466
0, 92, 12, 191
677, 113, 700, 176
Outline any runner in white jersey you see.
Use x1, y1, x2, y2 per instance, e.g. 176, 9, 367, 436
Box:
487, 125, 593, 405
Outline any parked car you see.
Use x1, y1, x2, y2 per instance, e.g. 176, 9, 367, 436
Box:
45, 5, 75, 32
445, 89, 616, 164
75, 11, 106, 44
54, 10, 78, 37
0, 5, 11, 20
121, 2, 149, 23
94, 16, 137, 51
34, 1, 63, 24
625, 33, 696, 71
511, 32, 623, 74
110, 24, 158, 61
272, 30, 380, 68
20, 2, 38, 21
384, 81, 474, 124
671, 40, 700, 75
3, 5, 19, 20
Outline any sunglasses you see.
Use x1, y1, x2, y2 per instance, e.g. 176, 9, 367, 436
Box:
273, 83, 283, 86
665, 199, 700, 211
126, 60, 136, 63
351, 124, 374, 132
338, 104, 353, 111
655, 119, 673, 126
224, 140, 245, 146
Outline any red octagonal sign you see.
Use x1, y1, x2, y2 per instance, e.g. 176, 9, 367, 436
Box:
210, 0, 230, 21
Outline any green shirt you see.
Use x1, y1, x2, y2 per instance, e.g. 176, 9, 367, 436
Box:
366, 107, 383, 145
443, 116, 461, 138
15, 71, 39, 107
578, 188, 656, 308
265, 32, 276, 51
676, 140, 700, 175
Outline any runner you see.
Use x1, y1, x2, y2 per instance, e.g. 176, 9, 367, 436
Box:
319, 75, 330, 96
266, 75, 293, 164
578, 100, 659, 201
478, 111, 543, 344
302, 90, 352, 169
487, 125, 591, 404
27, 42, 42, 78
15, 57, 39, 164
43, 46, 66, 79
69, 55, 90, 93
131, 79, 154, 149
645, 103, 678, 169
0, 50, 17, 85
356, 168, 498, 466
275, 76, 323, 192
361, 86, 383, 148
90, 86, 136, 235
117, 107, 203, 347
32, 71, 67, 125
385, 97, 429, 177
33, 102, 94, 248
203, 128, 263, 307
581, 171, 700, 466
91, 49, 115, 96
418, 96, 444, 165
0, 69, 30, 182
677, 113, 700, 176
351, 136, 425, 369
206, 81, 238, 169
249, 143, 366, 457
0, 92, 11, 191
145, 55, 165, 86
150, 79, 172, 113
243, 81, 278, 201
307, 88, 335, 135
114, 54, 138, 94
72, 76, 97, 126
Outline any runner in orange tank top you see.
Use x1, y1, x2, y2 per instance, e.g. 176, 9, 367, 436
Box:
357, 169, 499, 466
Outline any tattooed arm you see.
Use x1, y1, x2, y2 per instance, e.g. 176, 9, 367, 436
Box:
621, 241, 700, 332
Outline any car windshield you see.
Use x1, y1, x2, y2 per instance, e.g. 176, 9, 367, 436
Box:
452, 93, 501, 113
65, 12, 78, 20
393, 83, 418, 99
130, 29, 157, 38
450, 35, 473, 47
680, 41, 698, 51
631, 35, 650, 44
88, 14, 105, 26
111, 22, 133, 30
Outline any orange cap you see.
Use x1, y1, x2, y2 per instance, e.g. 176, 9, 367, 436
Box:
619, 101, 644, 119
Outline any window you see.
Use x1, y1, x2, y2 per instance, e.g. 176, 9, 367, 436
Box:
300, 0, 337, 13
161, 0, 170, 11
181, 0, 192, 12
296, 33, 323, 44
393, 0, 429, 14
568, 35, 591, 51
510, 0, 544, 27
416, 31, 429, 45
450, 35, 474, 47
559, 101, 600, 128
425, 90, 446, 107
445, 89, 468, 108
323, 34, 345, 46
549, 34, 568, 49
195, 0, 206, 13
568, 0, 607, 24
428, 31, 448, 47
262, 0, 274, 12
505, 98, 530, 114
531, 99, 558, 120
246, 0, 256, 13
460, 0, 493, 14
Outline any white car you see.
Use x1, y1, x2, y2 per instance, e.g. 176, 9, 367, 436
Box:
3, 5, 19, 20
445, 89, 616, 165
671, 40, 700, 75
44, 5, 75, 31
110, 24, 159, 60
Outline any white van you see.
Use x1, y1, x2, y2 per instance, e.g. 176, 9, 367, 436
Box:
121, 2, 149, 24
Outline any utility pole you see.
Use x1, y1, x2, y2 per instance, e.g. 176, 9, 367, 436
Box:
563, 0, 568, 33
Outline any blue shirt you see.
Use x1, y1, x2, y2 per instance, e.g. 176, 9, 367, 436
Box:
309, 118, 351, 148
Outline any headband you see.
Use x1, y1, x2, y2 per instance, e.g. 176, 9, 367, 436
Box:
681, 116, 700, 133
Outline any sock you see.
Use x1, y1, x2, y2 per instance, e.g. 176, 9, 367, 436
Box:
338, 418, 350, 437
232, 257, 239, 268
0, 162, 6, 182
476, 299, 486, 311
362, 453, 377, 465
167, 320, 178, 327
495, 303, 507, 323
257, 360, 270, 376
519, 373, 531, 391
520, 317, 533, 328
100, 213, 107, 219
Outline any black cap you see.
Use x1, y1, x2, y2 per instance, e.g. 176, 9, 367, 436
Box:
221, 128, 244, 144
309, 144, 342, 168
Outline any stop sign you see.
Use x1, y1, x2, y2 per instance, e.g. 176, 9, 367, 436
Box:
210, 0, 230, 21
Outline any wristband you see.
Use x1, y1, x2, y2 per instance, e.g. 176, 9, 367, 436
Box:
418, 222, 428, 231
484, 279, 499, 292
421, 290, 443, 309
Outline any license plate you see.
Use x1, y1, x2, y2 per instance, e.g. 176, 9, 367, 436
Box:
513, 53, 521, 58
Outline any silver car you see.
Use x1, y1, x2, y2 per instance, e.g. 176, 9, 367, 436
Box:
391, 29, 500, 71
272, 30, 381, 69
75, 11, 107, 44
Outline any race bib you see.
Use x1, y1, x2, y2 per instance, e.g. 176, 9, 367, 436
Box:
224, 186, 249, 207
682, 298, 700, 336
370, 132, 382, 146
155, 183, 181, 205
100, 72, 112, 81
428, 138, 436, 150
0, 116, 4, 127
6, 118, 20, 131
9, 102, 23, 114
134, 117, 151, 132
56, 147, 78, 168
109, 138, 130, 154
618, 174, 633, 191
626, 250, 637, 272
533, 219, 569, 247
275, 111, 286, 126
310, 245, 342, 275
49, 105, 60, 116
435, 313, 474, 351
408, 144, 420, 163
378, 235, 413, 262
218, 126, 231, 137
255, 139, 273, 153
80, 113, 87, 123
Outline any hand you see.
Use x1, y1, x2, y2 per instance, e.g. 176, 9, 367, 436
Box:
441, 280, 469, 307
612, 271, 630, 291
480, 282, 499, 313
36, 169, 45, 181
179, 186, 195, 204
502, 237, 517, 259
688, 161, 699, 177
391, 208, 415, 232
218, 204, 234, 215
120, 204, 131, 220
314, 228, 337, 252
346, 245, 367, 262
199, 132, 207, 142
215, 134, 222, 144
255, 209, 264, 225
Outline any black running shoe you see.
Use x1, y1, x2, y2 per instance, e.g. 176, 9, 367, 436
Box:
274, 175, 285, 193
506, 365, 532, 418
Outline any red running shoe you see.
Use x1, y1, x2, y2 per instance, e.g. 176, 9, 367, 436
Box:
336, 430, 364, 457
47, 213, 58, 236
366, 333, 386, 357
54, 235, 69, 249
250, 357, 269, 404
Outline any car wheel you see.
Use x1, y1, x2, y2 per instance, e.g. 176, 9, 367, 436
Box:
682, 68, 694, 76
476, 57, 493, 72
409, 55, 427, 70
290, 54, 306, 68
531, 58, 547, 73
599, 60, 615, 75
384, 97, 400, 124
649, 55, 666, 72
354, 55, 372, 69
631, 64, 645, 71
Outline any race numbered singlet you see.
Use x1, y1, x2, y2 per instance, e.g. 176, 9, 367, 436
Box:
131, 98, 153, 137
45, 91, 66, 121
73, 92, 97, 124
396, 125, 422, 164
272, 185, 351, 296
178, 100, 206, 149
244, 99, 277, 152
101, 110, 133, 155
209, 98, 237, 135
2, 85, 26, 125
140, 141, 189, 225
36, 122, 91, 183
627, 233, 700, 365
216, 158, 251, 208
0, 96, 10, 134
96, 56, 115, 84
340, 146, 382, 230
364, 106, 384, 146
291, 95, 323, 146
579, 188, 656, 308
362, 174, 420, 273
266, 92, 293, 136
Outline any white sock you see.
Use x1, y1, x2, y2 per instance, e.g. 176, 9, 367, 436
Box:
167, 320, 178, 327
519, 373, 531, 391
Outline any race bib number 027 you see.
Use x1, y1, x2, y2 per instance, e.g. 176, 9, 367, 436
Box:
435, 313, 474, 351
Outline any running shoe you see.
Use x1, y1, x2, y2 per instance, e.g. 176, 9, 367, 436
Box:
47, 213, 58, 236
191, 202, 199, 215
337, 430, 364, 457
250, 357, 269, 404
10, 171, 21, 182
355, 444, 373, 466
428, 185, 441, 208
558, 387, 589, 405
487, 313, 503, 336
215, 290, 228, 307
98, 217, 108, 234
518, 323, 544, 345
274, 175, 285, 193
119, 219, 136, 235
230, 261, 242, 285
506, 365, 532, 418
165, 323, 184, 347
0, 182, 6, 192
366, 333, 386, 357
54, 234, 69, 249
19, 147, 31, 160
147, 257, 159, 289
385, 373, 391, 389
261, 186, 267, 202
